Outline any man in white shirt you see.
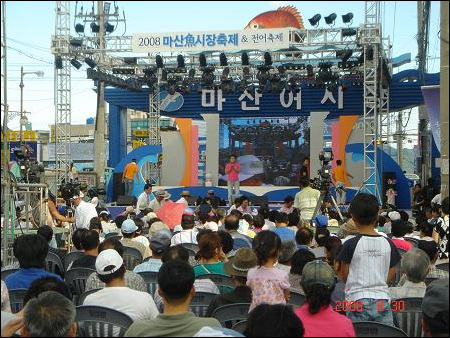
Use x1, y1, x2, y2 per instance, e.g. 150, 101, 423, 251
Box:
149, 189, 171, 212
176, 190, 191, 208
73, 192, 98, 229
83, 249, 158, 322
136, 183, 152, 212
171, 214, 198, 246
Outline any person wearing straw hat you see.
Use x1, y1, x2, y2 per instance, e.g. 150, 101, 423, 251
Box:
149, 189, 171, 212
206, 248, 257, 316
176, 190, 191, 208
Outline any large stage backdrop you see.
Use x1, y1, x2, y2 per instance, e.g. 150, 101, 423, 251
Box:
218, 117, 309, 186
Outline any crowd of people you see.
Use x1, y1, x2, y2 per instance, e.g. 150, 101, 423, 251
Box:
1, 177, 448, 337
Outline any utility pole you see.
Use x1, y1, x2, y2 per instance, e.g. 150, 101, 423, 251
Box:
441, 1, 449, 198
1, 0, 11, 264
94, 0, 107, 188
417, 1, 431, 185
397, 111, 403, 168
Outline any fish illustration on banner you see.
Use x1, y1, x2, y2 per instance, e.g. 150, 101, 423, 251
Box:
245, 6, 304, 30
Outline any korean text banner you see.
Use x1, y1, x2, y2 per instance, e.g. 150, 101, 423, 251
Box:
132, 29, 290, 53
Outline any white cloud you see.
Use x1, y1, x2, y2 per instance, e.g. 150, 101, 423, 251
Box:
269, 1, 288, 8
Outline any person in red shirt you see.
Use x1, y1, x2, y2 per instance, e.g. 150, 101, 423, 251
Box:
122, 158, 140, 196
225, 155, 241, 205
390, 220, 414, 252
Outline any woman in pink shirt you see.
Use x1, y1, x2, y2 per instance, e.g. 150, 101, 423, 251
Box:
295, 260, 356, 337
225, 155, 241, 205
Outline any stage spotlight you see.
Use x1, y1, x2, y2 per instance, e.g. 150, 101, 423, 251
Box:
242, 52, 249, 66
188, 68, 196, 79
90, 22, 100, 33
342, 28, 357, 37
177, 54, 185, 68
75, 23, 84, 34
155, 55, 164, 68
308, 14, 321, 27
70, 58, 82, 70
70, 38, 83, 47
324, 13, 337, 26
161, 69, 168, 82
342, 12, 354, 24
104, 21, 115, 33
306, 64, 314, 77
167, 78, 178, 95
55, 56, 63, 69
85, 57, 97, 69
264, 52, 272, 66
199, 53, 207, 68
222, 67, 230, 79
220, 53, 228, 67
336, 50, 353, 63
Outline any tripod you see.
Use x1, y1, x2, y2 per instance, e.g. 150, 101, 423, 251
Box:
311, 183, 346, 225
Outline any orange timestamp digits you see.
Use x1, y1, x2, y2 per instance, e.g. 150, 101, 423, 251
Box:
335, 300, 406, 312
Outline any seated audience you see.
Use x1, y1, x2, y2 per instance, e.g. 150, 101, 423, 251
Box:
193, 232, 227, 277
69, 229, 99, 270
422, 278, 449, 337
390, 248, 429, 299
418, 240, 450, 280
83, 249, 158, 322
279, 196, 296, 214
133, 230, 171, 273
37, 225, 64, 260
244, 304, 304, 337
289, 249, 316, 294
22, 291, 77, 337
311, 228, 330, 258
296, 228, 314, 250
85, 238, 147, 292
217, 230, 235, 258
295, 260, 355, 337
248, 231, 290, 311
432, 197, 449, 260
273, 212, 296, 242
120, 219, 150, 259
277, 240, 297, 273
171, 214, 199, 246
390, 220, 414, 251
5, 235, 63, 290
206, 248, 256, 316
125, 260, 221, 337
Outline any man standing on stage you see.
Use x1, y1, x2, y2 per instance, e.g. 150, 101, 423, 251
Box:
225, 155, 241, 204
122, 158, 139, 196
332, 160, 354, 205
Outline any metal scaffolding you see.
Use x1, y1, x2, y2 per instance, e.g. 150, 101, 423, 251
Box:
51, 1, 390, 197
51, 1, 71, 191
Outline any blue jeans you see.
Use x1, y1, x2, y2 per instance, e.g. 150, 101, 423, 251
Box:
124, 178, 134, 196
347, 299, 394, 326
227, 181, 240, 204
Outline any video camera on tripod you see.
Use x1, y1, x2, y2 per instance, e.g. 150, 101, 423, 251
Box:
311, 150, 334, 192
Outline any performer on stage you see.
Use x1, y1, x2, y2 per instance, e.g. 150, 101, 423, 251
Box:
225, 155, 241, 204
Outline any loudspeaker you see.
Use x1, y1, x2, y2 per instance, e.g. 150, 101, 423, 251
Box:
116, 195, 137, 206
113, 172, 125, 202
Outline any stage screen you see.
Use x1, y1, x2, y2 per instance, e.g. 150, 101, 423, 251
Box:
218, 117, 310, 186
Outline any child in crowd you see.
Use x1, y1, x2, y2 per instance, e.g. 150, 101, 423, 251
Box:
247, 231, 290, 312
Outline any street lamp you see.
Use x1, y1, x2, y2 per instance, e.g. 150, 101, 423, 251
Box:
19, 66, 44, 145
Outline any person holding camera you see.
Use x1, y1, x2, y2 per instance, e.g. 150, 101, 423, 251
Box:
332, 160, 354, 206
225, 155, 241, 205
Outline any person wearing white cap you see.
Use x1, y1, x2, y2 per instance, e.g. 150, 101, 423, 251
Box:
82, 249, 158, 322
149, 189, 171, 212
176, 190, 191, 208
72, 191, 98, 230
120, 219, 150, 259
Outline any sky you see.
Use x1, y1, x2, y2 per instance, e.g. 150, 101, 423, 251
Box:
1, 1, 442, 147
